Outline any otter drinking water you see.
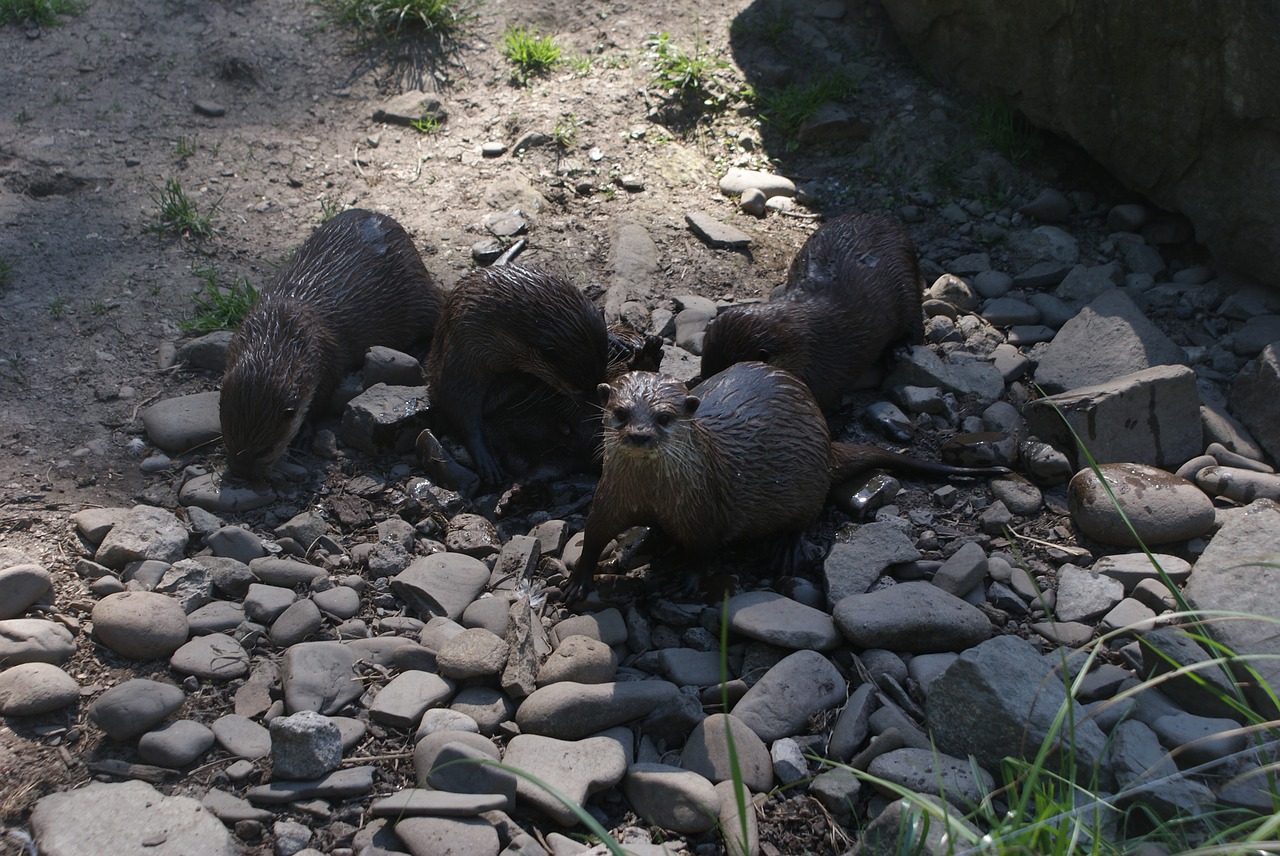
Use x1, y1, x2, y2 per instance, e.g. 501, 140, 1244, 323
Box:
220, 209, 443, 480
700, 212, 924, 413
563, 361, 1005, 600
425, 264, 609, 485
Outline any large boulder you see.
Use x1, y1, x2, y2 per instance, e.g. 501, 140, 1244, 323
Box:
880, 0, 1280, 289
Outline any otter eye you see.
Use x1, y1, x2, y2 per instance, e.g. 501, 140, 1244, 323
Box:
611, 405, 631, 425
655, 410, 674, 427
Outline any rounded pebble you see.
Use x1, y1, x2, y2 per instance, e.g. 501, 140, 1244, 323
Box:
92, 591, 189, 660
0, 662, 80, 715
1068, 463, 1216, 546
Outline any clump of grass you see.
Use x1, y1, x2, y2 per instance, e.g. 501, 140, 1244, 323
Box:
317, 0, 472, 39
551, 114, 578, 149
973, 96, 1041, 164
0, 0, 83, 26
755, 69, 860, 142
146, 178, 218, 240
318, 196, 344, 223
175, 135, 196, 158
409, 111, 440, 134
645, 31, 734, 111
15, 107, 31, 125
182, 265, 259, 332
48, 295, 66, 318
501, 25, 561, 82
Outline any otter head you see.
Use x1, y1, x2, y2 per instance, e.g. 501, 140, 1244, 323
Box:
598, 372, 698, 459
700, 304, 800, 381
529, 302, 610, 398
605, 326, 665, 379
219, 305, 320, 481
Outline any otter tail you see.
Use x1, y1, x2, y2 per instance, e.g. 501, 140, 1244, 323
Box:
829, 442, 1010, 482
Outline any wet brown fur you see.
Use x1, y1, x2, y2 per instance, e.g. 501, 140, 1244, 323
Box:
220, 209, 443, 480
567, 361, 1005, 598
425, 264, 609, 485
700, 212, 925, 412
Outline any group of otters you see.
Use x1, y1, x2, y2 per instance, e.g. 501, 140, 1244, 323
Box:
218, 209, 1006, 602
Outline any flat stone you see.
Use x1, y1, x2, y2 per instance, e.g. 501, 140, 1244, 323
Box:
243, 583, 297, 625
550, 608, 628, 646
823, 525, 922, 607
884, 345, 1005, 404
369, 670, 455, 728
685, 211, 752, 249
724, 590, 841, 650
268, 598, 324, 647
420, 739, 516, 811
867, 747, 994, 811
140, 392, 222, 454
281, 641, 363, 714
0, 618, 76, 666
679, 712, 773, 793
833, 581, 993, 653
393, 817, 499, 856
537, 634, 617, 685
1068, 463, 1216, 547
244, 765, 376, 804
186, 600, 245, 635
1231, 343, 1280, 462
178, 473, 276, 513
200, 788, 274, 824
249, 557, 328, 587
89, 678, 187, 740
515, 680, 680, 740
717, 167, 796, 199
437, 627, 509, 680
92, 591, 189, 660
137, 719, 216, 768
30, 780, 238, 856
1054, 564, 1125, 623
391, 553, 490, 621
502, 733, 627, 826
170, 633, 250, 680
211, 714, 271, 759
94, 505, 189, 568
340, 383, 432, 456
624, 763, 720, 834
731, 650, 845, 742
1109, 720, 1213, 818
0, 563, 52, 619
1092, 552, 1192, 593
0, 662, 80, 716
371, 789, 508, 817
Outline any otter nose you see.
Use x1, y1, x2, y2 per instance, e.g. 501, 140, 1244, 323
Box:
623, 428, 657, 449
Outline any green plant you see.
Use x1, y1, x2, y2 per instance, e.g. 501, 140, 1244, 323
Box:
14, 107, 31, 124
973, 97, 1041, 164
146, 178, 218, 240
48, 296, 65, 318
501, 25, 561, 81
552, 114, 578, 149
88, 299, 109, 316
756, 70, 860, 142
646, 31, 733, 111
182, 265, 259, 332
319, 196, 344, 223
409, 112, 440, 134
566, 55, 591, 76
0, 0, 83, 26
317, 0, 472, 39
175, 135, 196, 158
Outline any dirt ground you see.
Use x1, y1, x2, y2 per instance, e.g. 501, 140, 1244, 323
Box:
0, 0, 1136, 851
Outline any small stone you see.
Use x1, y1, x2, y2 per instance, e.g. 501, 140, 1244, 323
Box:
270, 710, 343, 780
93, 591, 190, 660
1068, 464, 1216, 547
0, 662, 80, 716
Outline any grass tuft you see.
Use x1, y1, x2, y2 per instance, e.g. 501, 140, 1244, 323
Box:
182, 265, 259, 332
756, 70, 860, 142
146, 178, 218, 240
501, 25, 561, 82
645, 31, 734, 112
973, 96, 1041, 164
0, 0, 83, 26
316, 0, 472, 39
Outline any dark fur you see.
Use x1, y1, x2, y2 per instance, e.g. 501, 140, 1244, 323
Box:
700, 212, 924, 412
425, 265, 609, 485
220, 209, 442, 480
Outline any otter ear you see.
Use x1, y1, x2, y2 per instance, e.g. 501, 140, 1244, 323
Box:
596, 382, 613, 404
756, 348, 771, 362
683, 395, 700, 416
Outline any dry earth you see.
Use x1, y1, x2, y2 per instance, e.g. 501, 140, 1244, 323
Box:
0, 0, 1146, 852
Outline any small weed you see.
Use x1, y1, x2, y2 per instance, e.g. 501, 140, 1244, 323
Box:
973, 97, 1041, 164
757, 69, 860, 142
88, 299, 109, 316
15, 107, 31, 124
48, 296, 66, 318
552, 114, 578, 149
318, 196, 344, 223
0, 256, 12, 288
182, 265, 259, 332
0, 0, 83, 26
147, 178, 218, 240
502, 25, 561, 82
97, 101, 122, 120
49, 90, 71, 106
645, 32, 734, 112
566, 55, 591, 76
175, 136, 196, 158
318, 0, 473, 40
409, 112, 440, 134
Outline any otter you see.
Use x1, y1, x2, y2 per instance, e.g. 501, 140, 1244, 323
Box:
425, 264, 609, 485
563, 361, 1005, 600
220, 209, 443, 480
700, 212, 924, 413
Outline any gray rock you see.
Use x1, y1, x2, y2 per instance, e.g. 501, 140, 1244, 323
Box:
833, 581, 993, 653
178, 473, 276, 513
140, 391, 222, 454
827, 682, 876, 763
1196, 466, 1280, 503
868, 747, 995, 810
372, 90, 445, 126
211, 714, 272, 759
0, 618, 76, 666
371, 789, 508, 817
981, 297, 1040, 326
972, 269, 1013, 298
437, 627, 509, 679
0, 563, 51, 619
930, 541, 987, 597
503, 733, 628, 826
206, 526, 266, 564
655, 648, 724, 687
1024, 364, 1202, 470
30, 780, 239, 856
823, 524, 921, 606
717, 167, 796, 199
1054, 564, 1125, 622
269, 598, 323, 647
857, 797, 980, 856
724, 590, 841, 651
312, 585, 361, 620
1013, 261, 1074, 289
731, 650, 845, 742
624, 763, 720, 834
391, 553, 490, 621
1150, 712, 1248, 768
1033, 289, 1187, 394
270, 710, 343, 780
200, 788, 274, 824
885, 345, 1005, 403
137, 719, 216, 768
89, 678, 186, 740
155, 558, 214, 614
176, 331, 232, 372
449, 686, 516, 734
1109, 720, 1212, 818
369, 670, 455, 728
244, 765, 376, 803
550, 608, 629, 647
94, 504, 189, 568
421, 739, 516, 810
1068, 463, 1216, 547
394, 817, 499, 856
281, 641, 363, 714
250, 557, 329, 587
770, 737, 809, 785
515, 680, 679, 740
685, 211, 752, 249
925, 636, 1108, 779
1091, 553, 1191, 593
92, 591, 189, 660
537, 634, 617, 685
928, 274, 978, 312
0, 662, 80, 715
1018, 188, 1072, 223
170, 632, 250, 680
363, 345, 425, 387
715, 779, 760, 856
244, 583, 298, 625
680, 712, 773, 793
339, 383, 431, 455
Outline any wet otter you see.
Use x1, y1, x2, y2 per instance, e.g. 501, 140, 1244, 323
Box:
425, 264, 609, 485
220, 209, 443, 480
700, 212, 924, 412
564, 361, 1005, 600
